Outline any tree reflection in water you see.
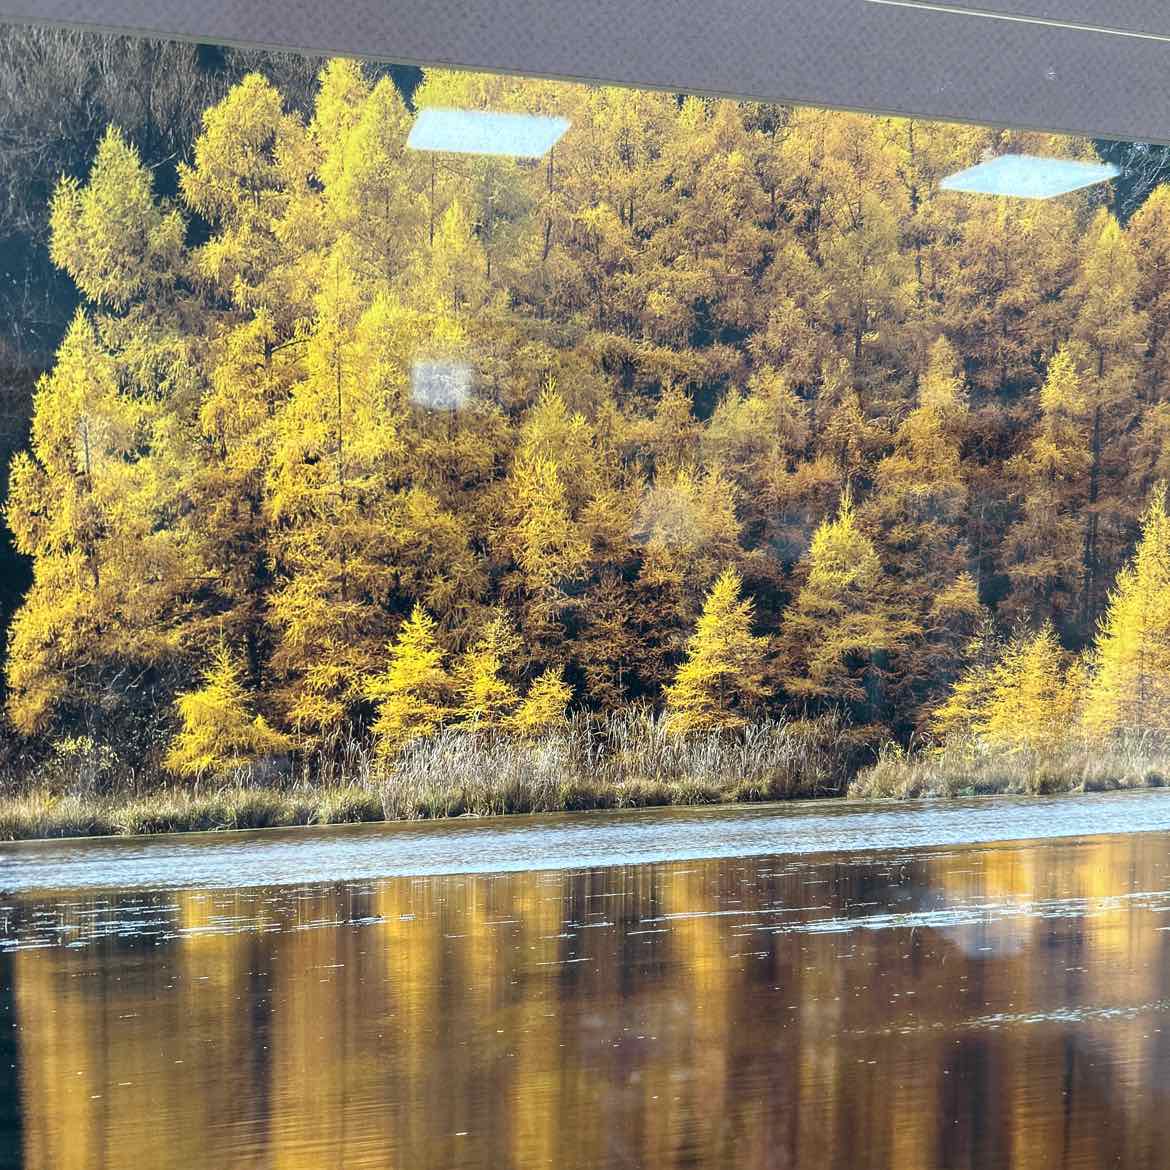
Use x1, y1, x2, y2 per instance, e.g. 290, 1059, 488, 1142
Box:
4, 831, 1170, 1169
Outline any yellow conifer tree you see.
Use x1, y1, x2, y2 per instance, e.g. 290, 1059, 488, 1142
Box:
178, 72, 312, 319
934, 623, 1079, 753
665, 566, 769, 733
1129, 184, 1170, 400
931, 620, 1002, 742
1082, 491, 1170, 735
365, 606, 454, 758
780, 488, 916, 725
865, 336, 982, 726
1001, 345, 1091, 634
453, 615, 522, 728
49, 126, 186, 311
1069, 210, 1148, 633
165, 644, 291, 778
4, 310, 193, 735
978, 624, 1077, 753
510, 667, 573, 738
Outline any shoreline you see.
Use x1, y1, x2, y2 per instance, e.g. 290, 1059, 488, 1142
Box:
5, 720, 1168, 845
0, 776, 825, 844
1, 768, 1162, 845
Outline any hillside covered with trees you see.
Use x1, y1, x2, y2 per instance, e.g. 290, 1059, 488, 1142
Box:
5, 55, 1170, 800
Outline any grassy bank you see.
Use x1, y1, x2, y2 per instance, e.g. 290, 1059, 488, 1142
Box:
8, 716, 1164, 844
0, 712, 863, 842
849, 732, 1170, 800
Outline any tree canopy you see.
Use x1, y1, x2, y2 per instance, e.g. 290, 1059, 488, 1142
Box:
4, 58, 1169, 767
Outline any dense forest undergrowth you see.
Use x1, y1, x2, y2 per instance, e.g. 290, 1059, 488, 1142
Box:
5, 48, 1170, 838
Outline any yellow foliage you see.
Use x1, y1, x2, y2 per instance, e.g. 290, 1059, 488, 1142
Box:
1000, 345, 1093, 632
781, 488, 916, 715
1083, 492, 1170, 736
178, 72, 313, 316
1038, 345, 1088, 421
365, 606, 454, 757
454, 615, 521, 727
516, 381, 598, 505
165, 644, 291, 779
917, 336, 967, 419
935, 623, 1079, 753
50, 127, 186, 310
665, 566, 770, 733
5, 58, 1157, 762
504, 453, 590, 590
510, 667, 573, 738
4, 312, 192, 733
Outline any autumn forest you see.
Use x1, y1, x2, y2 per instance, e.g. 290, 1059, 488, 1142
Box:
4, 53, 1170, 813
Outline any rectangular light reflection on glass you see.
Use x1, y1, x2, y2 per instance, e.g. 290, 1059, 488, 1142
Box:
940, 154, 1120, 199
411, 360, 473, 411
407, 108, 570, 158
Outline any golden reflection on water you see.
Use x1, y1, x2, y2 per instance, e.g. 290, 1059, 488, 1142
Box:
5, 833, 1170, 1170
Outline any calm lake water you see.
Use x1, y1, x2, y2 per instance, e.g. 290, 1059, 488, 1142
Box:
3, 791, 1170, 1169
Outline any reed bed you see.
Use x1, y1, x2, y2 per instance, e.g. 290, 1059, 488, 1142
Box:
0, 785, 386, 841
5, 715, 1161, 841
378, 710, 855, 819
849, 731, 1170, 800
0, 710, 859, 841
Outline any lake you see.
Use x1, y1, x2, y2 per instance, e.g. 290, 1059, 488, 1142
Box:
3, 790, 1170, 1168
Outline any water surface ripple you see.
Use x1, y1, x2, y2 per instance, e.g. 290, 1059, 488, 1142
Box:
3, 794, 1170, 1169
2, 788, 1169, 894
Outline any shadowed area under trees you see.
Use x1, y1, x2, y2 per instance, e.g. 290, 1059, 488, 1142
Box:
4, 44, 1170, 832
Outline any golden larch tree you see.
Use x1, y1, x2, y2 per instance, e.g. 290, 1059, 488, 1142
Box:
49, 126, 186, 311
934, 623, 1079, 754
865, 336, 983, 726
1082, 491, 1170, 736
1001, 345, 1091, 635
453, 614, 522, 728
510, 667, 573, 738
665, 566, 769, 733
365, 606, 454, 758
4, 121, 197, 736
178, 72, 312, 320
780, 488, 916, 727
165, 643, 291, 779
1127, 185, 1170, 402
1068, 210, 1148, 634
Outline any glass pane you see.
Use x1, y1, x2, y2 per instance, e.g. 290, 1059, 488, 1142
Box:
1, 21, 1169, 1170
4, 25, 1170, 819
